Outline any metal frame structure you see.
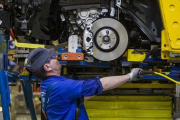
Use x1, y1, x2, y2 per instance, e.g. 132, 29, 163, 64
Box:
0, 34, 11, 120
0, 34, 38, 120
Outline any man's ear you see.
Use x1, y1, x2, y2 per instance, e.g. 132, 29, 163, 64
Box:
44, 63, 52, 71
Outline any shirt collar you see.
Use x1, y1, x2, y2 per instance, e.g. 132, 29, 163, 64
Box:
42, 75, 66, 81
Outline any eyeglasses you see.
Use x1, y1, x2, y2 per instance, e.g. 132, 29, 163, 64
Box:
46, 55, 57, 63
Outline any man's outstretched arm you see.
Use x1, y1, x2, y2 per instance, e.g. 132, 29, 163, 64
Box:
84, 75, 130, 101
84, 68, 142, 101
100, 74, 130, 91
100, 68, 142, 91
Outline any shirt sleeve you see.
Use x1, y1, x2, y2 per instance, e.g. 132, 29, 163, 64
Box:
81, 77, 103, 96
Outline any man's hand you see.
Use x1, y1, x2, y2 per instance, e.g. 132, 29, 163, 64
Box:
128, 68, 143, 81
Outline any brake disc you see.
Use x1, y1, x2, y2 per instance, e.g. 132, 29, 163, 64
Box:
92, 18, 128, 61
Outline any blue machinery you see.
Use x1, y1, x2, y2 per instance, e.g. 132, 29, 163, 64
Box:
0, 35, 11, 120
0, 33, 38, 120
0, 33, 180, 120
0, 34, 35, 120
0, 71, 11, 120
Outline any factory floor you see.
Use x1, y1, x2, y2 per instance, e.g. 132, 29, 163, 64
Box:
172, 112, 180, 120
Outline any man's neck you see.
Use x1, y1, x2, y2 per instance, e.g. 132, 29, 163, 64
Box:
46, 72, 60, 76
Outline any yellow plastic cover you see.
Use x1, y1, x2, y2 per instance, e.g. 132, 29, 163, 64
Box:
127, 49, 146, 62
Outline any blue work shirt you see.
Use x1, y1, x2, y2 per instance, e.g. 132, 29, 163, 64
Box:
40, 75, 103, 120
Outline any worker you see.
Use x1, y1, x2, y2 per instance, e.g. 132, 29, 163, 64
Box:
24, 47, 142, 120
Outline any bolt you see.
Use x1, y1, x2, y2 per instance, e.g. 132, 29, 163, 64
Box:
78, 55, 81, 59
64, 55, 68, 59
106, 30, 109, 35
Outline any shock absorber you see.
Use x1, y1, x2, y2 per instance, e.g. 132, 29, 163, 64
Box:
110, 0, 115, 17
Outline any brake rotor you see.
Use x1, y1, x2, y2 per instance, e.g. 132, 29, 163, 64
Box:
92, 18, 128, 61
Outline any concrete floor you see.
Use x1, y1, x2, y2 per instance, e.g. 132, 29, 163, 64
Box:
172, 112, 180, 120
0, 112, 3, 120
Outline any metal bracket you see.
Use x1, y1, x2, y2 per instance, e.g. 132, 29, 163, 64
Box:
116, 0, 121, 8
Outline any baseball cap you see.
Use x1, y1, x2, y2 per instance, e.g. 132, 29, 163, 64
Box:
24, 47, 56, 73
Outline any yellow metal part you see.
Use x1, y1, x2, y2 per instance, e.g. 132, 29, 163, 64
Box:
85, 101, 171, 109
118, 83, 175, 89
14, 39, 45, 48
89, 118, 170, 120
122, 51, 128, 57
159, 0, 180, 60
8, 50, 16, 54
127, 49, 146, 62
8, 50, 16, 60
89, 96, 172, 101
85, 96, 172, 120
19, 69, 29, 76
63, 67, 67, 75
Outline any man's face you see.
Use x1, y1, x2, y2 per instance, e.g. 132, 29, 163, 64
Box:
46, 55, 62, 74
